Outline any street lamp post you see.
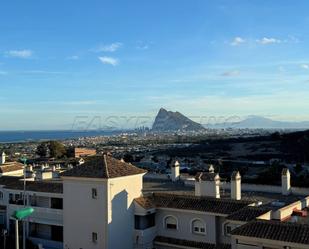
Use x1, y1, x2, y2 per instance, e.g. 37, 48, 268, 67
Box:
20, 157, 27, 249
12, 207, 34, 249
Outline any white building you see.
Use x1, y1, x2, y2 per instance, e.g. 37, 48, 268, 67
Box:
0, 156, 308, 249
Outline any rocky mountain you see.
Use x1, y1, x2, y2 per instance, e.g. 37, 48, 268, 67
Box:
152, 108, 205, 132
210, 116, 309, 129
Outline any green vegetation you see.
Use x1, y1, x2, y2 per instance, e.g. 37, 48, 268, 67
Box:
36, 141, 68, 159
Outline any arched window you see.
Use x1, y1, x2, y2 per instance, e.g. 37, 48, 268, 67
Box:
164, 216, 178, 230
192, 219, 206, 235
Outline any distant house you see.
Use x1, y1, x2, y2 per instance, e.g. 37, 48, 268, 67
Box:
0, 152, 24, 177
74, 148, 96, 158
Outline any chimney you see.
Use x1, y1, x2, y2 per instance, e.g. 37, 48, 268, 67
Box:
195, 172, 220, 198
0, 152, 5, 164
208, 164, 215, 173
28, 165, 33, 172
171, 160, 180, 182
282, 168, 291, 195
231, 171, 241, 200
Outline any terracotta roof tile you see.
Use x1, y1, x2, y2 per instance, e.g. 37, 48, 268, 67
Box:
0, 162, 23, 173
154, 236, 231, 249
135, 193, 252, 215
226, 206, 271, 222
231, 220, 309, 244
61, 155, 146, 179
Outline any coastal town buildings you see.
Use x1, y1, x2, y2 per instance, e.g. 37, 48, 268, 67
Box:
0, 155, 308, 249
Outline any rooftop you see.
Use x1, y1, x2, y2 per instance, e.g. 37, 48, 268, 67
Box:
0, 162, 23, 173
61, 155, 146, 179
0, 176, 63, 193
231, 220, 309, 245
135, 193, 252, 215
226, 206, 271, 222
195, 172, 219, 182
154, 236, 231, 249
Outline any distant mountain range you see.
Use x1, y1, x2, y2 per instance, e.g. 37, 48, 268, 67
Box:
208, 115, 309, 129
152, 108, 205, 132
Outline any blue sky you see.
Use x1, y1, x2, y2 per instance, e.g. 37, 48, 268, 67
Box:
1, 0, 309, 130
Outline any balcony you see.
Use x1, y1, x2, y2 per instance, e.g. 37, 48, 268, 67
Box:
28, 237, 63, 249
9, 204, 63, 226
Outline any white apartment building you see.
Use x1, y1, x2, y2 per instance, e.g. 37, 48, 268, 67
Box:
0, 156, 308, 249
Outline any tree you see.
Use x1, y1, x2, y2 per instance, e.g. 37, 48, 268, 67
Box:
49, 141, 66, 159
36, 142, 49, 158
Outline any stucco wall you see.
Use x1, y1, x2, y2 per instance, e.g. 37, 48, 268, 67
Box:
107, 174, 144, 249
63, 178, 108, 249
155, 209, 217, 244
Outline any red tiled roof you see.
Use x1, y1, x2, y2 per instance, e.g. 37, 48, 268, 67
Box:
154, 236, 231, 249
226, 206, 271, 222
135, 193, 252, 215
0, 162, 23, 173
231, 220, 309, 244
61, 155, 146, 179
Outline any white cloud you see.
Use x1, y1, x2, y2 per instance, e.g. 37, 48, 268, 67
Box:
230, 37, 246, 46
98, 56, 119, 66
5, 49, 33, 58
256, 37, 281, 45
221, 70, 240, 77
95, 42, 122, 52
300, 64, 309, 69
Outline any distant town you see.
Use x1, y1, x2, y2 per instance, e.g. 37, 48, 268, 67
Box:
0, 108, 308, 248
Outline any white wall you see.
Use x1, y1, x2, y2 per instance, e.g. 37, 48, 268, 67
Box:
155, 209, 217, 244
63, 173, 144, 249
107, 174, 144, 249
63, 178, 108, 249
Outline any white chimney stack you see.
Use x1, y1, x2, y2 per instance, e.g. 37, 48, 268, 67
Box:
171, 160, 180, 182
208, 164, 215, 173
282, 168, 291, 195
195, 172, 220, 198
231, 171, 241, 200
0, 152, 5, 164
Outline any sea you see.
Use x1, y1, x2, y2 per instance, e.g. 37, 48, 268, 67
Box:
0, 130, 123, 143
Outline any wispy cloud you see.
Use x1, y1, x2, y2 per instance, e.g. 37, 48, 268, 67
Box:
230, 37, 246, 46
21, 70, 66, 75
98, 56, 119, 66
221, 70, 240, 77
5, 49, 33, 58
94, 42, 122, 52
67, 55, 79, 60
256, 37, 281, 45
0, 71, 7, 75
300, 64, 309, 69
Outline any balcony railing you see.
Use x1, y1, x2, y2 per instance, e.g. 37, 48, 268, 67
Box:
9, 204, 63, 226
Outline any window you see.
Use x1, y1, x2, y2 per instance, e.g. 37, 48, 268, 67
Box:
92, 232, 98, 243
192, 219, 206, 235
224, 223, 233, 236
164, 216, 178, 230
0, 191, 3, 200
92, 188, 97, 199
135, 213, 155, 230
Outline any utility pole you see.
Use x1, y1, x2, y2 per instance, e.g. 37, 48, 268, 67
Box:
21, 157, 27, 249
12, 207, 34, 249
15, 219, 19, 249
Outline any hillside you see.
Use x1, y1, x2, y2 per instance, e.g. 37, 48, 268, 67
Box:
152, 108, 205, 132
